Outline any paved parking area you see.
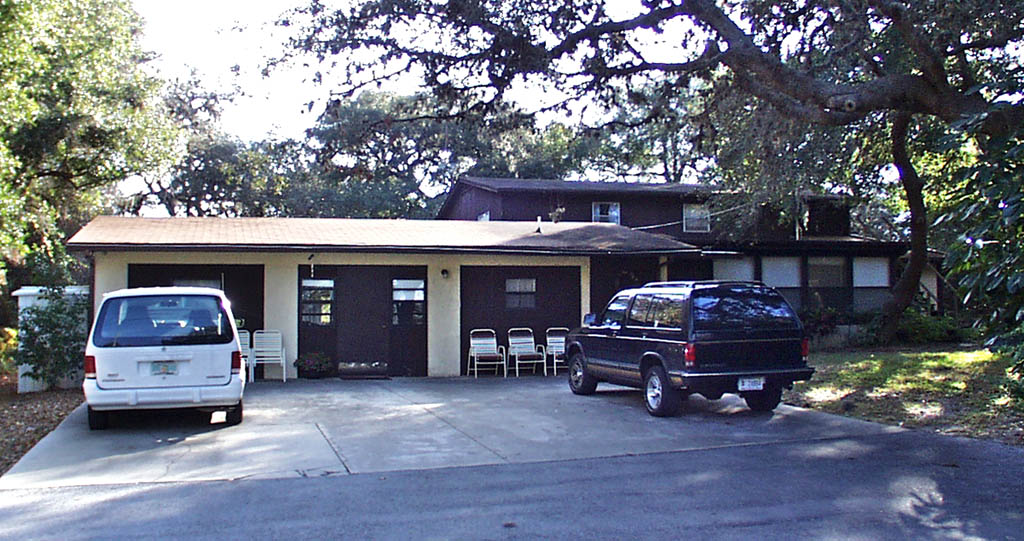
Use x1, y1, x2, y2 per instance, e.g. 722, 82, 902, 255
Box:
0, 377, 900, 489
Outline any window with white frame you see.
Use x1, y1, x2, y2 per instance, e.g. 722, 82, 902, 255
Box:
592, 202, 620, 224
505, 278, 536, 309
682, 204, 711, 232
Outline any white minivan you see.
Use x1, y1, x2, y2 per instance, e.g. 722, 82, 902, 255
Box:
83, 287, 245, 430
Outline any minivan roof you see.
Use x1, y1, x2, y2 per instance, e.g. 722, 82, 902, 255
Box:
101, 286, 228, 299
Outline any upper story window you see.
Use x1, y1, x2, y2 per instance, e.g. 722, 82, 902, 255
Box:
592, 202, 620, 224
682, 204, 711, 232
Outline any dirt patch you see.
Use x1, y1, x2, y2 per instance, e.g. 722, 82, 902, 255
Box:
0, 373, 83, 475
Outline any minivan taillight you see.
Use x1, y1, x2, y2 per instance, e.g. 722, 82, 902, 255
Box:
801, 338, 810, 361
231, 351, 242, 375
684, 343, 697, 369
84, 355, 96, 379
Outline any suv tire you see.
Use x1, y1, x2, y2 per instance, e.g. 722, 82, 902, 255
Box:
743, 386, 782, 412
568, 352, 598, 395
87, 406, 109, 430
643, 365, 680, 417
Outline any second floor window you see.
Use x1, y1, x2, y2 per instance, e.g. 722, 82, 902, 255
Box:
592, 202, 620, 224
682, 204, 711, 232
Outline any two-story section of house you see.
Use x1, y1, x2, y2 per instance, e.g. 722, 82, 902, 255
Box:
438, 176, 943, 315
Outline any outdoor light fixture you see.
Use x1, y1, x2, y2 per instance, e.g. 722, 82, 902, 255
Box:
441, 269, 450, 279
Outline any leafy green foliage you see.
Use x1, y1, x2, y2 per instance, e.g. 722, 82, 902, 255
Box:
14, 287, 89, 388
0, 327, 16, 377
940, 106, 1024, 376
0, 0, 179, 324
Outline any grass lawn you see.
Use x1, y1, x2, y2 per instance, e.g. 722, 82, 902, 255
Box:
785, 346, 1024, 446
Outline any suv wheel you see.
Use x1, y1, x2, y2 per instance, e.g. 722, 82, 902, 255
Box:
643, 365, 680, 417
568, 352, 597, 395
87, 406, 109, 430
743, 386, 782, 412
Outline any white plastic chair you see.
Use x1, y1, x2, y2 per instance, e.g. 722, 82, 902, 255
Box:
237, 329, 251, 372
545, 327, 569, 376
468, 328, 506, 377
508, 327, 546, 377
251, 330, 287, 382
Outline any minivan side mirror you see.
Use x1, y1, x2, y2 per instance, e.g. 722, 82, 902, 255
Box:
583, 313, 597, 326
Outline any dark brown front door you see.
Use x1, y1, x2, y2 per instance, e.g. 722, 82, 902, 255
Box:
299, 265, 427, 377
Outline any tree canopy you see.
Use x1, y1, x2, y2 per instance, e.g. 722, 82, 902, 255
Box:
282, 0, 1024, 343
0, 0, 178, 324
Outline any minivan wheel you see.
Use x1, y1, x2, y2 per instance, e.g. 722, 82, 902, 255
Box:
568, 352, 597, 395
644, 365, 680, 417
87, 406, 109, 430
743, 386, 782, 412
225, 400, 243, 425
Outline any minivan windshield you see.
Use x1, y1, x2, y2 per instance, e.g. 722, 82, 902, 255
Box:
691, 285, 799, 331
92, 295, 233, 347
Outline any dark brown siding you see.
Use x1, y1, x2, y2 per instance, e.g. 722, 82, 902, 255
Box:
439, 185, 504, 220
588, 256, 660, 313
127, 264, 265, 334
460, 266, 580, 375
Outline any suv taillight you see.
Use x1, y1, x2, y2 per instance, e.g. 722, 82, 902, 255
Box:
84, 355, 96, 379
231, 351, 242, 375
801, 338, 810, 361
684, 343, 697, 369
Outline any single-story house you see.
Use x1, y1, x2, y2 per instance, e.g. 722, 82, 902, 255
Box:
67, 216, 698, 379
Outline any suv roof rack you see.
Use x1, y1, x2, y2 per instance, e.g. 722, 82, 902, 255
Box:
641, 280, 765, 288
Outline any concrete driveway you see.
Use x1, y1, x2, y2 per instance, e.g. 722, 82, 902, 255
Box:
0, 377, 901, 489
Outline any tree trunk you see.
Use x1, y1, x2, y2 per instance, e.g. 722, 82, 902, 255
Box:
879, 112, 928, 343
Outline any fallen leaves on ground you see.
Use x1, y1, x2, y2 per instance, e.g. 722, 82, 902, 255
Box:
0, 374, 83, 475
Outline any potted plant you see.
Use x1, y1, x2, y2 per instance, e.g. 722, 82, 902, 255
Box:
293, 352, 336, 379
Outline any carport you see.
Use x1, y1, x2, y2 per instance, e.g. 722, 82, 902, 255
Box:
68, 216, 698, 378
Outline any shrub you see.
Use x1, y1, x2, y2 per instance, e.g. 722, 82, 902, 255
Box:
858, 308, 979, 346
14, 287, 90, 388
0, 328, 17, 377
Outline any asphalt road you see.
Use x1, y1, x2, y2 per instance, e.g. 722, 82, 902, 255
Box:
1, 378, 1022, 539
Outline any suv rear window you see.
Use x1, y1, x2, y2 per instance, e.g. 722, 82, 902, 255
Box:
93, 295, 233, 347
691, 284, 798, 331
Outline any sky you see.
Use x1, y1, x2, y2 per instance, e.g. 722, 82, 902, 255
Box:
132, 0, 328, 142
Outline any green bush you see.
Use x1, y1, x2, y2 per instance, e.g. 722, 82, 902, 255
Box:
0, 327, 17, 377
14, 287, 90, 388
859, 308, 979, 346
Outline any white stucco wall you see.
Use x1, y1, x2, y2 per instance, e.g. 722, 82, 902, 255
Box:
89, 251, 590, 378
713, 257, 755, 281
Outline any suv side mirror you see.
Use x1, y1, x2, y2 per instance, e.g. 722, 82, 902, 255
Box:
583, 313, 597, 326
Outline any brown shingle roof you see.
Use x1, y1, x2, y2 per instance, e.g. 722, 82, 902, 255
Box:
67, 216, 698, 255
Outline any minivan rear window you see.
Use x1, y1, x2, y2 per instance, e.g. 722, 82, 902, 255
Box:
691, 285, 799, 331
92, 295, 233, 347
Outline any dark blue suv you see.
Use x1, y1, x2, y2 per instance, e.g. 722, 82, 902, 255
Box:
566, 281, 814, 416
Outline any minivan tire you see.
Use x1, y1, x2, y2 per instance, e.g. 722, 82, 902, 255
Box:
87, 406, 109, 430
568, 352, 598, 395
643, 365, 680, 417
743, 386, 783, 412
226, 400, 243, 425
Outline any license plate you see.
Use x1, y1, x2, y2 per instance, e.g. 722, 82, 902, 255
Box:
738, 377, 765, 391
151, 361, 177, 376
